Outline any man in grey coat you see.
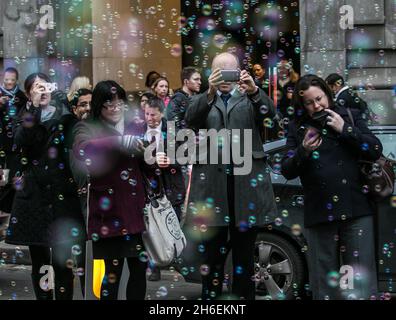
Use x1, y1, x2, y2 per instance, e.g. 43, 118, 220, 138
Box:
185, 52, 278, 300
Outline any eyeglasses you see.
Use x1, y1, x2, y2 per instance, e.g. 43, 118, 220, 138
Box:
103, 100, 126, 111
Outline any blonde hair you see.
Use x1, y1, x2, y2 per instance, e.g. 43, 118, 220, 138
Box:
67, 76, 91, 101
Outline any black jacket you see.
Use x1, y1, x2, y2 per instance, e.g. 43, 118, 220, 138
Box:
337, 88, 370, 121
166, 89, 190, 132
281, 105, 382, 228
0, 87, 28, 212
6, 103, 85, 246
144, 119, 186, 207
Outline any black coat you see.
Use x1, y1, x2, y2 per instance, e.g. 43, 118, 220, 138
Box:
166, 89, 190, 132
6, 104, 85, 246
0, 87, 28, 212
337, 88, 370, 121
281, 105, 382, 228
185, 88, 278, 227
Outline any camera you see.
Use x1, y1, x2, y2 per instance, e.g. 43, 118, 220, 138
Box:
43, 83, 58, 93
220, 70, 240, 82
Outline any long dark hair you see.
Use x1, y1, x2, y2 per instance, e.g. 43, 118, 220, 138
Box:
91, 80, 126, 119
292, 74, 335, 122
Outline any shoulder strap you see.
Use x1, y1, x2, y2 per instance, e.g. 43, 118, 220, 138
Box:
345, 107, 355, 127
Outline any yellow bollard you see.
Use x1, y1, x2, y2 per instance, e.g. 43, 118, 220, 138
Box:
93, 259, 105, 299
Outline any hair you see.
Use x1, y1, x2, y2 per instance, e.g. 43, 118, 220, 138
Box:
146, 96, 165, 113
145, 71, 161, 88
67, 76, 91, 101
24, 73, 51, 96
181, 67, 200, 85
151, 77, 170, 95
91, 80, 126, 120
292, 74, 335, 122
4, 67, 19, 80
325, 73, 345, 86
70, 88, 92, 108
278, 59, 300, 84
141, 91, 155, 101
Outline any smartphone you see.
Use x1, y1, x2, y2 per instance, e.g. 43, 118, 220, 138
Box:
44, 83, 58, 93
220, 70, 240, 82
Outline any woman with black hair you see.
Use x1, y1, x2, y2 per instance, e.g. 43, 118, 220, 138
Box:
281, 75, 382, 300
73, 80, 148, 300
6, 73, 86, 300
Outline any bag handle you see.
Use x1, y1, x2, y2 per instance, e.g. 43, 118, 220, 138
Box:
345, 107, 355, 127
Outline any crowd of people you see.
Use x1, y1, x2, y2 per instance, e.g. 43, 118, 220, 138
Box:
0, 53, 381, 301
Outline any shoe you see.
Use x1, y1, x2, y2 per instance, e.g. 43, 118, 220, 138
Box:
148, 267, 161, 281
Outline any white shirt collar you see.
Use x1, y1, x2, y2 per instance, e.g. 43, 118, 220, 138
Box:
335, 86, 349, 100
217, 86, 237, 98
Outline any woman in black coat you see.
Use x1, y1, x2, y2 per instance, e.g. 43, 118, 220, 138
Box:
5, 73, 85, 300
281, 75, 382, 300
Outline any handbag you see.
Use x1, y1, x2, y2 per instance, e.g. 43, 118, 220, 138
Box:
141, 173, 187, 267
346, 108, 395, 201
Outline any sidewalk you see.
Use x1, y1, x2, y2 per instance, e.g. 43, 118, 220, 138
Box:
0, 241, 31, 265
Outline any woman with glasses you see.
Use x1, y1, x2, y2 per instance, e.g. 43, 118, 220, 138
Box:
73, 80, 148, 300
281, 75, 381, 300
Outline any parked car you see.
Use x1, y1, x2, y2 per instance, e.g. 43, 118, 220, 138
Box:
178, 126, 396, 300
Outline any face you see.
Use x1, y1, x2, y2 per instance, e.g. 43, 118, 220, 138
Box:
253, 64, 265, 79
302, 86, 330, 117
213, 55, 239, 93
145, 106, 163, 129
4, 72, 18, 90
101, 97, 125, 125
140, 95, 149, 110
30, 78, 51, 106
153, 80, 169, 98
72, 94, 92, 120
185, 72, 202, 94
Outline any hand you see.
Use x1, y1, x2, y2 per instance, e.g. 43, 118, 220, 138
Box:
238, 70, 258, 95
120, 135, 145, 153
156, 153, 171, 168
207, 68, 223, 100
0, 96, 9, 105
30, 81, 48, 108
325, 109, 345, 133
302, 128, 322, 153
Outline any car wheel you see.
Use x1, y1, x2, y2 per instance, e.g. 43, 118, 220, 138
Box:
225, 232, 306, 300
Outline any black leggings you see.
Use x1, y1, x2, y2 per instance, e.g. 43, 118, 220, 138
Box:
29, 243, 85, 300
101, 257, 147, 300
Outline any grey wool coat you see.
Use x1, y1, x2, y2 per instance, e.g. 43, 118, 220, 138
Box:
184, 88, 278, 227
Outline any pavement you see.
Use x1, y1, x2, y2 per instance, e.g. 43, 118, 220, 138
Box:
0, 241, 31, 265
0, 264, 201, 300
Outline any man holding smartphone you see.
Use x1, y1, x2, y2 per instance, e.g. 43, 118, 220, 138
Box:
185, 52, 278, 300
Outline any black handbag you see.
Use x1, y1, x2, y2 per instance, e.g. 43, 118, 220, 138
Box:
346, 108, 395, 201
0, 183, 15, 213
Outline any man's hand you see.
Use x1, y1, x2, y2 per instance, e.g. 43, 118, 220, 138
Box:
238, 70, 258, 95
207, 68, 223, 101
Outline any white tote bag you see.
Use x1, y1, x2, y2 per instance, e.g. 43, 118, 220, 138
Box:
142, 193, 187, 267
